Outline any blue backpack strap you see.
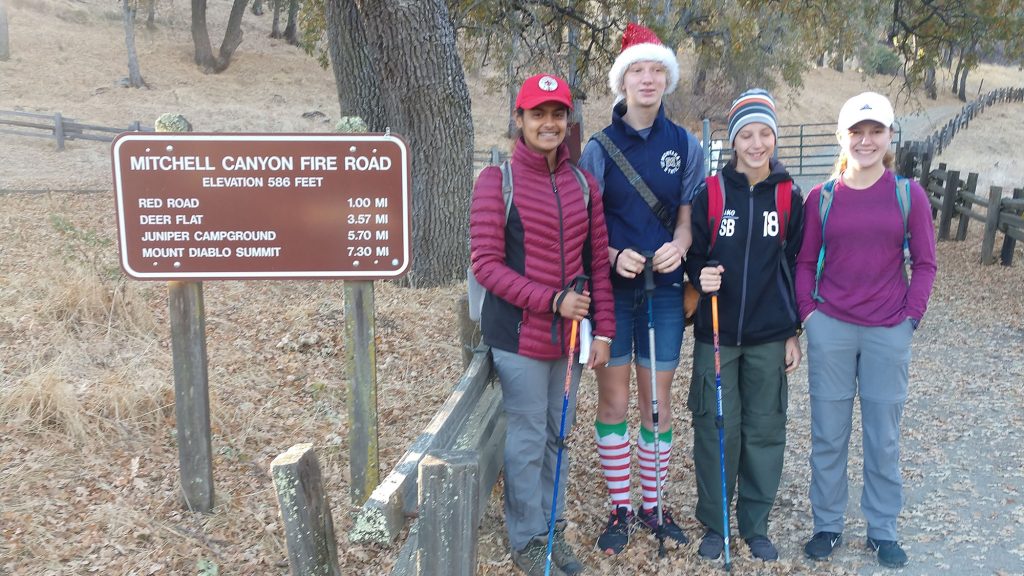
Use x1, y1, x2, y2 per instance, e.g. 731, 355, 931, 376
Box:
895, 176, 912, 283
812, 178, 838, 303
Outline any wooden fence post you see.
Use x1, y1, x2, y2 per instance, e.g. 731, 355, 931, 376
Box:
981, 186, 1004, 264
416, 450, 480, 576
1000, 188, 1024, 266
53, 111, 66, 151
345, 280, 379, 505
458, 294, 480, 369
955, 172, 979, 241
272, 444, 341, 576
938, 170, 960, 240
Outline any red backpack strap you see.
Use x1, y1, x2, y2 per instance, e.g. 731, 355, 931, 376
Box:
775, 180, 792, 244
707, 173, 725, 252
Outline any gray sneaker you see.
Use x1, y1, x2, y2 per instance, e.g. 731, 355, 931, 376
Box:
512, 536, 567, 576
552, 527, 586, 575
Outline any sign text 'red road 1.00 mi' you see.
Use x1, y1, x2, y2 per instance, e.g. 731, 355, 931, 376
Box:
111, 133, 411, 280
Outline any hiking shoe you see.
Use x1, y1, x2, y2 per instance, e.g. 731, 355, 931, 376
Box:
698, 530, 724, 560
804, 531, 842, 560
867, 537, 908, 568
596, 507, 633, 555
746, 535, 779, 561
637, 506, 689, 544
552, 527, 585, 575
512, 536, 566, 576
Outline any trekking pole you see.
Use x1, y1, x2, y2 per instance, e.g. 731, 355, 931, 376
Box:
545, 275, 588, 576
708, 259, 732, 572
642, 254, 667, 559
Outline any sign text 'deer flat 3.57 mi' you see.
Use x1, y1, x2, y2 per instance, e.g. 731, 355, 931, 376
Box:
111, 133, 411, 280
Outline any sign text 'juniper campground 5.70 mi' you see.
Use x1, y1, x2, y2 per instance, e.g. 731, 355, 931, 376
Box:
111, 132, 411, 280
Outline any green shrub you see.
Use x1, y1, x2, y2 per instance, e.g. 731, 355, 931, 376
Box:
862, 44, 902, 75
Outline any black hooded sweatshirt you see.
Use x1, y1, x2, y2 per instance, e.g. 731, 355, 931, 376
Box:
685, 160, 805, 347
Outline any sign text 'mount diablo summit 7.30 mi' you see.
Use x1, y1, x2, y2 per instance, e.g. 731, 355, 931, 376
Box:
112, 133, 411, 280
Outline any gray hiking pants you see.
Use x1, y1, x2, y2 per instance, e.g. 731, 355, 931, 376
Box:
492, 348, 582, 551
805, 311, 914, 542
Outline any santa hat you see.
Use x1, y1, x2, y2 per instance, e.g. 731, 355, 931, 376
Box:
607, 23, 680, 99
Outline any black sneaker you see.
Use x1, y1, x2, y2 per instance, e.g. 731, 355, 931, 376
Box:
867, 537, 908, 568
512, 536, 567, 576
804, 531, 842, 561
552, 527, 585, 575
637, 506, 689, 544
596, 507, 633, 555
698, 530, 724, 560
746, 535, 779, 561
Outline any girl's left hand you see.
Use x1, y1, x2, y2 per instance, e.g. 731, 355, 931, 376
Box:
588, 339, 611, 369
784, 335, 802, 374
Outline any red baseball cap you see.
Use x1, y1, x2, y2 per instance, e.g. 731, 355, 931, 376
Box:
515, 74, 574, 111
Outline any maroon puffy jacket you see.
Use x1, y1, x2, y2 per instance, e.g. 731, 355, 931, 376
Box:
470, 138, 615, 360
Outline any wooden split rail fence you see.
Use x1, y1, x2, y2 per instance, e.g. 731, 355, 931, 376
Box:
919, 163, 1024, 265
0, 109, 149, 150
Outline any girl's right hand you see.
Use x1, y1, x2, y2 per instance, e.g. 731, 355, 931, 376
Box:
699, 264, 724, 294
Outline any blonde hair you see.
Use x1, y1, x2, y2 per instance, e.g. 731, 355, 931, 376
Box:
830, 150, 895, 179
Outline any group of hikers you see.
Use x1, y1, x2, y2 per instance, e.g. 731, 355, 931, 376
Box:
469, 22, 938, 576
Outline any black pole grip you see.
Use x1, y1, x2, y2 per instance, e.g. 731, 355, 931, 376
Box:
642, 251, 655, 293
570, 274, 588, 295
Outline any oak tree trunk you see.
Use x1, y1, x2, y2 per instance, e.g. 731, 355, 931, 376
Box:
326, 0, 473, 286
924, 65, 936, 100
0, 0, 10, 61
283, 0, 299, 45
122, 0, 147, 87
190, 0, 248, 73
271, 0, 281, 38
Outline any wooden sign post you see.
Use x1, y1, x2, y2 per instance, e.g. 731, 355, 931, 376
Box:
112, 124, 411, 512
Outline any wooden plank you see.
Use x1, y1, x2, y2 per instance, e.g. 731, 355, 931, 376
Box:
981, 186, 1004, 264
457, 294, 480, 369
168, 280, 214, 512
344, 280, 380, 506
53, 112, 65, 151
956, 173, 979, 241
416, 451, 480, 576
271, 444, 341, 576
938, 170, 960, 240
952, 206, 986, 225
451, 378, 505, 520
1001, 189, 1024, 265
352, 348, 493, 544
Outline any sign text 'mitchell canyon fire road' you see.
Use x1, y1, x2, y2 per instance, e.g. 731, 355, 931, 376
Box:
111, 132, 411, 281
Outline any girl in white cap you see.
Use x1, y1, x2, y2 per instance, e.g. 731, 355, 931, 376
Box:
795, 92, 937, 568
470, 73, 615, 576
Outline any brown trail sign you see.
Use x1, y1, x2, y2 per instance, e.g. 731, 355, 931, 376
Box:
111, 133, 411, 281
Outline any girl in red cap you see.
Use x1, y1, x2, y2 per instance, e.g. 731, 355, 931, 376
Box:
470, 73, 615, 576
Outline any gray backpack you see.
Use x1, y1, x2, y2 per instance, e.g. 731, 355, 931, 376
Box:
467, 160, 590, 321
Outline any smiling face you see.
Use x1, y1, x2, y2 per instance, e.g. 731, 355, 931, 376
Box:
839, 120, 893, 171
516, 102, 569, 161
733, 122, 776, 179
622, 60, 667, 109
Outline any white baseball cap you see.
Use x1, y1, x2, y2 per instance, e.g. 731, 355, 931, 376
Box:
837, 92, 895, 131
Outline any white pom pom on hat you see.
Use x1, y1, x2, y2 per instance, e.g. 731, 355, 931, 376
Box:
607, 22, 680, 99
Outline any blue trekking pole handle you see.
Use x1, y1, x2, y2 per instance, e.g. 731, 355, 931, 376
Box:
545, 276, 587, 576
707, 259, 731, 571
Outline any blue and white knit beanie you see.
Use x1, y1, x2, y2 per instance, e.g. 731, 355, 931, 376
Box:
727, 88, 778, 146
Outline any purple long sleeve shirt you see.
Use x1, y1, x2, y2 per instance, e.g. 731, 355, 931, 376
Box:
795, 170, 937, 327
